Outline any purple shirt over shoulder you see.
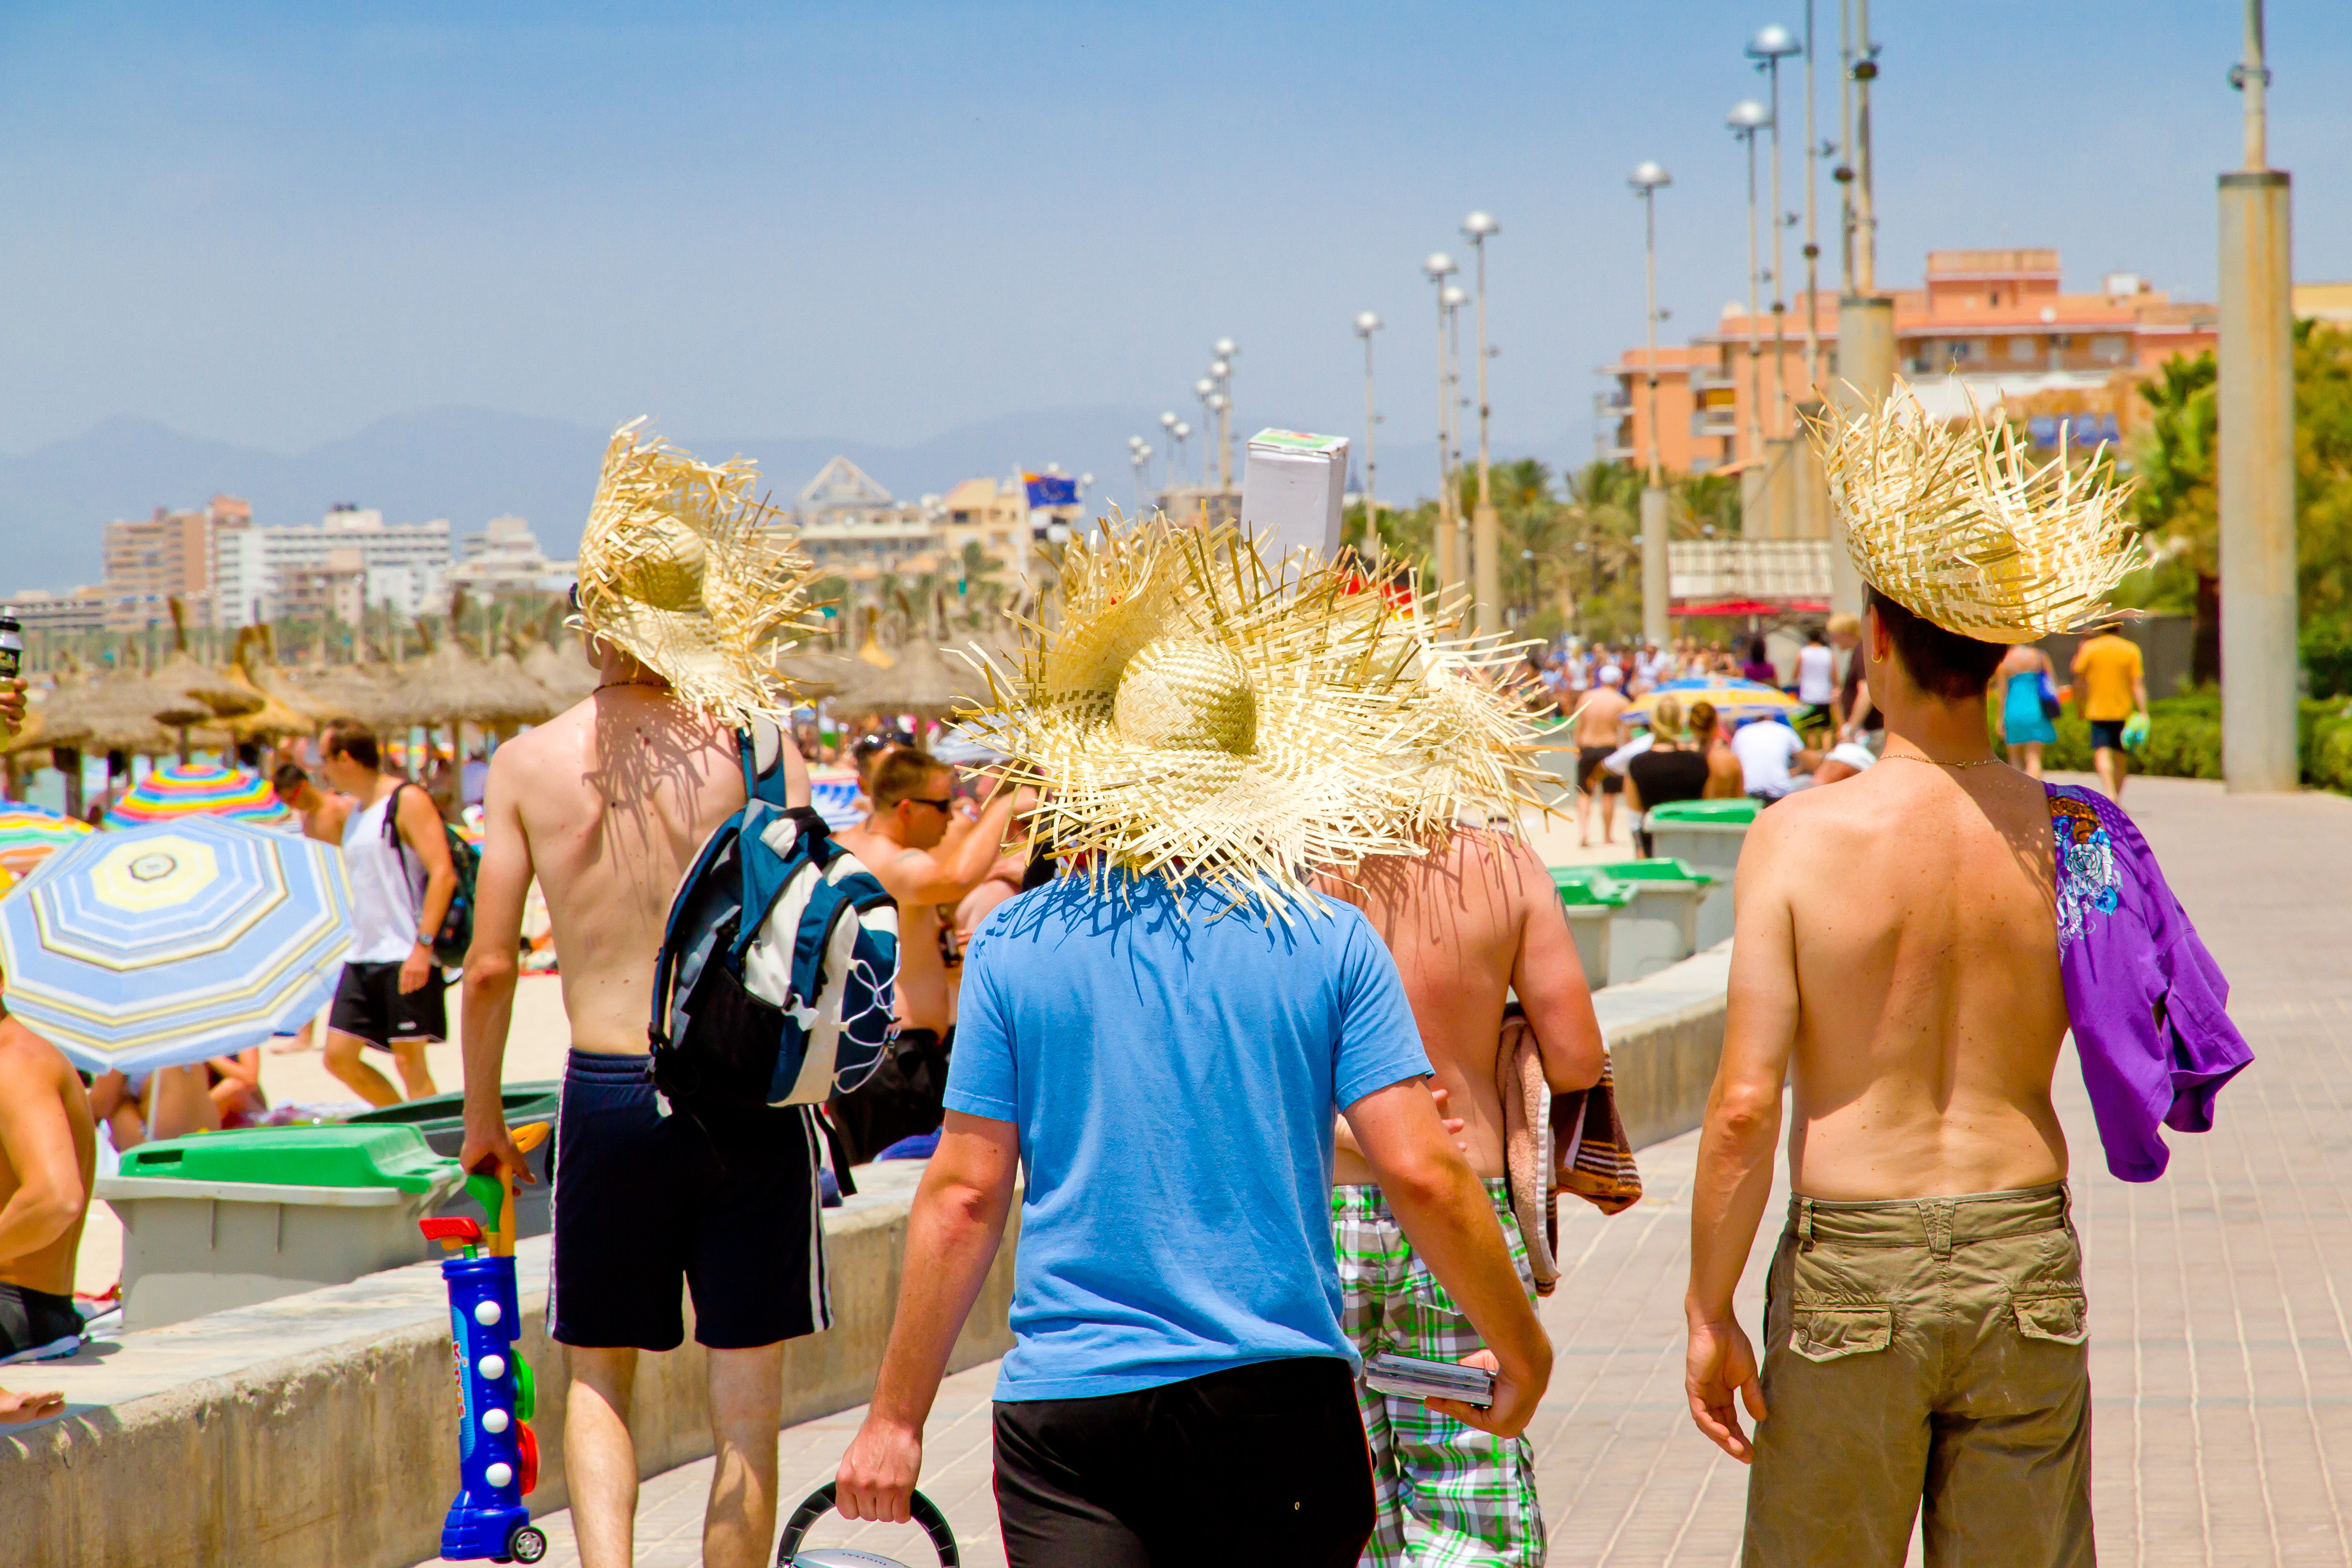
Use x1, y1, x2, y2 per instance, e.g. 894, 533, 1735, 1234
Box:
2045, 783, 2252, 1181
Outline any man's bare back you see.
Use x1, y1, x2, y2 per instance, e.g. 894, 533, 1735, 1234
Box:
834, 827, 956, 1034
479, 687, 810, 1053
1328, 832, 1605, 1183
1573, 686, 1627, 748
1730, 755, 2068, 1198
0, 1015, 96, 1298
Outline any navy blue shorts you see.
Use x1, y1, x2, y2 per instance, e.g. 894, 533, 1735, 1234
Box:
548, 1050, 829, 1352
2089, 719, 2128, 753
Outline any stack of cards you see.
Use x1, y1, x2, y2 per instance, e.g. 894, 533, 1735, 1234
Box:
1361, 1351, 1496, 1409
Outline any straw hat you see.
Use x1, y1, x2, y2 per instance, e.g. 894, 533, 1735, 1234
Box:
572, 419, 822, 727
953, 520, 1431, 910
1806, 381, 2143, 644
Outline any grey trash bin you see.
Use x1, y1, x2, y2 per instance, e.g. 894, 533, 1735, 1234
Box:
1643, 801, 1757, 950
1598, 859, 1715, 984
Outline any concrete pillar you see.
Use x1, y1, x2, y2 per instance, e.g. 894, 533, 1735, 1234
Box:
1640, 483, 1671, 645
2217, 170, 2299, 792
1793, 401, 1831, 541
1828, 295, 1895, 617
1762, 437, 1800, 540
1472, 499, 1501, 637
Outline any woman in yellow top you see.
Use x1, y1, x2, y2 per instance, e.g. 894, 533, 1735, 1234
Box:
2071, 629, 2147, 802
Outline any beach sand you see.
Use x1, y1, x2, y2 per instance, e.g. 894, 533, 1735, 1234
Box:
76, 972, 575, 1297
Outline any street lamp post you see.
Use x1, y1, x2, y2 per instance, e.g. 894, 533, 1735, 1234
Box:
1748, 25, 1802, 429
1424, 252, 1461, 601
1174, 422, 1193, 489
1827, 0, 1887, 619
1728, 100, 1771, 469
1630, 162, 1673, 647
1128, 437, 1152, 513
1801, 0, 1825, 392
1462, 210, 1501, 636
1354, 311, 1384, 543
1211, 339, 1237, 492
1194, 376, 1216, 481
1159, 411, 1180, 490
2219, 0, 2296, 790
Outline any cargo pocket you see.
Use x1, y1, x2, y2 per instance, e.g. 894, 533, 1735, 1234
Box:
1791, 1304, 1893, 1363
2013, 1292, 2089, 1345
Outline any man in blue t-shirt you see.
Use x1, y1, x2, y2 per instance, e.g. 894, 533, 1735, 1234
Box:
834, 870, 1553, 1565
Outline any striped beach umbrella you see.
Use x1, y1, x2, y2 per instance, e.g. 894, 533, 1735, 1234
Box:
0, 804, 95, 879
808, 766, 862, 830
106, 762, 294, 830
1625, 678, 1801, 725
0, 816, 353, 1074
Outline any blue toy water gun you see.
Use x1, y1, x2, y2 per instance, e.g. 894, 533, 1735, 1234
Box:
419, 1122, 552, 1565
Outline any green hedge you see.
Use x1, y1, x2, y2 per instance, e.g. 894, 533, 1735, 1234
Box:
2009, 688, 2352, 794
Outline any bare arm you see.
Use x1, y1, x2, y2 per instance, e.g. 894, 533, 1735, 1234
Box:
1346, 1078, 1552, 1437
396, 784, 459, 939
1507, 841, 1604, 1095
890, 789, 1023, 906
1684, 811, 1800, 1462
0, 1049, 85, 1263
837, 1111, 1020, 1523
457, 750, 536, 1182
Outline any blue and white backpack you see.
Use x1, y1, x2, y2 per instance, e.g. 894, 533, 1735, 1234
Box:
647, 723, 899, 1108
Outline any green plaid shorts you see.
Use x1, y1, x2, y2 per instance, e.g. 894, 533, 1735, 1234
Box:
1333, 1179, 1544, 1568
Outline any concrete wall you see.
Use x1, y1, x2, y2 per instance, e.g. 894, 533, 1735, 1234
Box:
0, 1162, 1015, 1568
1595, 944, 1732, 1151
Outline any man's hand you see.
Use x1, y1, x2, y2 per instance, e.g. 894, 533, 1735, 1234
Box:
836, 1412, 923, 1524
399, 941, 433, 995
1685, 1315, 1765, 1461
0, 678, 25, 737
0, 1385, 65, 1424
459, 1113, 535, 1186
1425, 1347, 1546, 1440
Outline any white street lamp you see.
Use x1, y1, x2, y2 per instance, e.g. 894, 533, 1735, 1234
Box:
1354, 311, 1384, 535
1728, 98, 1772, 467
1159, 411, 1179, 492
1461, 212, 1501, 635
1748, 24, 1803, 425
1209, 340, 1238, 491
1630, 160, 1674, 646
1424, 251, 1461, 599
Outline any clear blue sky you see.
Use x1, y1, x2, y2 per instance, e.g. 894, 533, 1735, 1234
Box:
1, 1, 2343, 466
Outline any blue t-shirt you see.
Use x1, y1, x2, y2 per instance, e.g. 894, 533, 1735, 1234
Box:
945, 873, 1431, 1402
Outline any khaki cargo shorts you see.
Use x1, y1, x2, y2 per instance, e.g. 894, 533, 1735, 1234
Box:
1744, 1183, 2092, 1568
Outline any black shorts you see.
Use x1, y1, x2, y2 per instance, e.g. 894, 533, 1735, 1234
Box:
1577, 745, 1624, 795
548, 1050, 828, 1352
828, 1027, 952, 1167
327, 960, 447, 1049
993, 1356, 1373, 1568
0, 1282, 82, 1356
2089, 719, 2128, 752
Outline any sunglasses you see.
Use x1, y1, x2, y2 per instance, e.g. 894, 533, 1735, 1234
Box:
903, 795, 955, 812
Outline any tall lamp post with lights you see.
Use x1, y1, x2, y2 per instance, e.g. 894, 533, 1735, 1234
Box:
1461, 210, 1501, 635
1423, 252, 1461, 599
1631, 161, 1674, 646
1354, 311, 1384, 544
1127, 437, 1152, 513
1210, 339, 1237, 492
1748, 24, 1802, 429
1727, 99, 1771, 470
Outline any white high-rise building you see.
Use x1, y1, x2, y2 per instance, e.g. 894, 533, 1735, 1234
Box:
214, 507, 453, 627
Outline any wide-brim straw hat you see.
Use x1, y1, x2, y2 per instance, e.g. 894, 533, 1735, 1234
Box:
1805, 380, 2143, 644
572, 419, 821, 727
952, 519, 1433, 910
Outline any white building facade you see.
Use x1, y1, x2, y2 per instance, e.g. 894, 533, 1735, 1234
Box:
214, 507, 453, 627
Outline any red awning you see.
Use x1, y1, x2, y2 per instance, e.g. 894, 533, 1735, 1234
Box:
1671, 597, 1830, 618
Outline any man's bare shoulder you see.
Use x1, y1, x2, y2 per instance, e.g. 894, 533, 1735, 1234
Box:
0, 1018, 72, 1097
1741, 771, 1914, 864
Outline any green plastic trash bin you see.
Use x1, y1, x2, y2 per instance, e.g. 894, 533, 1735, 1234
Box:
347, 1082, 560, 1239
1533, 722, 1584, 801
1551, 870, 1630, 991
1643, 800, 1755, 946
1597, 858, 1714, 983
98, 1125, 464, 1329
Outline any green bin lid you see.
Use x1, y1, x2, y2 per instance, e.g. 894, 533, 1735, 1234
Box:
1601, 857, 1714, 885
1550, 866, 1632, 906
346, 1082, 559, 1128
1644, 799, 1760, 827
115, 1124, 458, 1194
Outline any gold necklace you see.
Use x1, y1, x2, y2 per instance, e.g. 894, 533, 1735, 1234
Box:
1879, 752, 2003, 769
592, 678, 669, 695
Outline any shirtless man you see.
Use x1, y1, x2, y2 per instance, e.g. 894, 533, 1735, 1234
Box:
1686, 586, 2085, 1565
272, 760, 353, 845
1328, 830, 1604, 1563
459, 576, 825, 1562
830, 748, 1021, 1165
1573, 668, 1629, 848
0, 1010, 95, 1421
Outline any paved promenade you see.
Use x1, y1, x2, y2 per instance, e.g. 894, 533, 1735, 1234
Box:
447, 775, 2352, 1567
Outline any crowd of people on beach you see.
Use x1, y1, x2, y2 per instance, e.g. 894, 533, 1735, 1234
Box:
0, 390, 2233, 1568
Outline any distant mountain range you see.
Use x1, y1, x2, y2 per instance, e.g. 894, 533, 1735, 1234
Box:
0, 404, 1575, 594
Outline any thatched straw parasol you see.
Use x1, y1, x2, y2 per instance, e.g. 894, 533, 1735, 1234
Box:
287, 664, 404, 729
377, 639, 555, 731
40, 673, 190, 758
774, 650, 859, 699
828, 641, 987, 719
0, 703, 93, 759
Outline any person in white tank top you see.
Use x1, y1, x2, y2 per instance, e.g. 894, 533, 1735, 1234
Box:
318, 723, 459, 1107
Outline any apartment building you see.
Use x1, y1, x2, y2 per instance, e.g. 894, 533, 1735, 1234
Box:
1597, 249, 2220, 475
6, 586, 109, 635
214, 506, 453, 627
100, 496, 253, 631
